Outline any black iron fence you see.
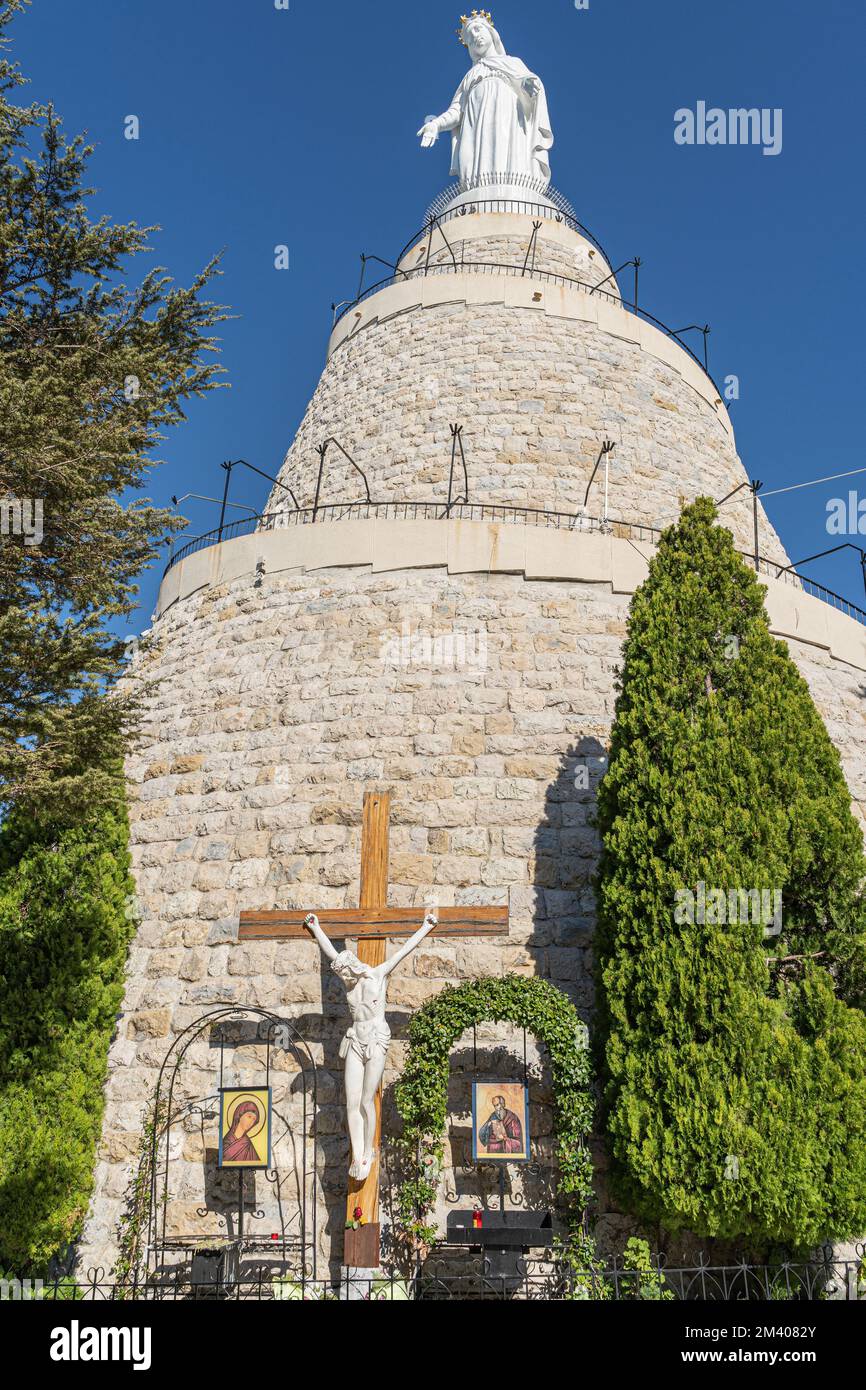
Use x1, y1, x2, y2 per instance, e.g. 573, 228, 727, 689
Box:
160, 500, 866, 628
330, 196, 714, 388
332, 256, 716, 389
421, 181, 586, 235
9, 1250, 863, 1302
162, 500, 657, 574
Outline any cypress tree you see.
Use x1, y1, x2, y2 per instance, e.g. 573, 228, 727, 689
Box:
595, 498, 866, 1245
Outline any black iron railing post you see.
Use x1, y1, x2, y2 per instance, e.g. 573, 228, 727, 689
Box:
583, 439, 616, 512
456, 425, 469, 506
313, 443, 327, 521
521, 221, 543, 276
751, 479, 763, 571
589, 257, 636, 297
717, 478, 757, 569
446, 425, 457, 514
231, 458, 299, 511
434, 214, 458, 270
218, 461, 233, 543
445, 424, 469, 515
777, 541, 866, 603
313, 437, 373, 520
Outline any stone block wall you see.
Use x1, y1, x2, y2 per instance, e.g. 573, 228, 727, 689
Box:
401, 221, 620, 295
79, 547, 866, 1277
78, 205, 864, 1282
272, 211, 784, 566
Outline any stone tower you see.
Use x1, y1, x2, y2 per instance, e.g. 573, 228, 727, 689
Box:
81, 39, 866, 1282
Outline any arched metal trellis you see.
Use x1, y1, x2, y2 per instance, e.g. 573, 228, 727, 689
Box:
443, 1020, 559, 1275
147, 1007, 319, 1283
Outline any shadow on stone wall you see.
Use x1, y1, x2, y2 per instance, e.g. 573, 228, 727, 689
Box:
529, 738, 607, 1013
529, 738, 614, 1250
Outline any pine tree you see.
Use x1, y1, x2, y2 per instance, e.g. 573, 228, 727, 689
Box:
595, 497, 866, 1245
0, 0, 226, 813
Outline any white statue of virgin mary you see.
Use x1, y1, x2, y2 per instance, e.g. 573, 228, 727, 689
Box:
418, 11, 553, 188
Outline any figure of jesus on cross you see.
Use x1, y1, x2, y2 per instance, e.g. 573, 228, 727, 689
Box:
303, 909, 437, 1179
238, 789, 507, 1266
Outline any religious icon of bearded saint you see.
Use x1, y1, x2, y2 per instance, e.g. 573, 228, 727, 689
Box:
478, 1094, 523, 1153
222, 1099, 261, 1163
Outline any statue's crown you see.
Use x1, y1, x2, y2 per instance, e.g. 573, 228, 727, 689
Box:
457, 9, 494, 43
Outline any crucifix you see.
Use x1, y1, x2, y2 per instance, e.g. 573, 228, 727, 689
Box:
238, 789, 509, 1268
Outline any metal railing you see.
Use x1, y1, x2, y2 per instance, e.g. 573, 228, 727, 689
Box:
332, 256, 716, 389
16, 1248, 865, 1301
162, 500, 656, 575
423, 176, 581, 228
416, 191, 611, 264
159, 499, 866, 627
337, 256, 621, 315
331, 198, 716, 389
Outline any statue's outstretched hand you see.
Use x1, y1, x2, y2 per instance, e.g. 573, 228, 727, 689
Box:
303, 912, 339, 963
523, 76, 541, 98
418, 121, 439, 148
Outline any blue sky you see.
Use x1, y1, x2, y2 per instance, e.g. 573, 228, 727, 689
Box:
10, 0, 866, 631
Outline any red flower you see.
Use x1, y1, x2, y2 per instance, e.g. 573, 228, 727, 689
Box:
353, 1205, 363, 1222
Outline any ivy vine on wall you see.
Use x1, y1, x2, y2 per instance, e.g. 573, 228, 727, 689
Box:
394, 975, 594, 1247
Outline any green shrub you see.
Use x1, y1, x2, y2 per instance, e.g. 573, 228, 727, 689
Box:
395, 976, 594, 1246
0, 792, 134, 1270
620, 1237, 674, 1300
595, 498, 866, 1245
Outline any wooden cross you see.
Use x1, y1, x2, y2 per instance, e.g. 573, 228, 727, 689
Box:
238, 789, 508, 1268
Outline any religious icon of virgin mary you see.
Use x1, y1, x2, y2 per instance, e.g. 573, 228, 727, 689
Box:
218, 1089, 271, 1168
